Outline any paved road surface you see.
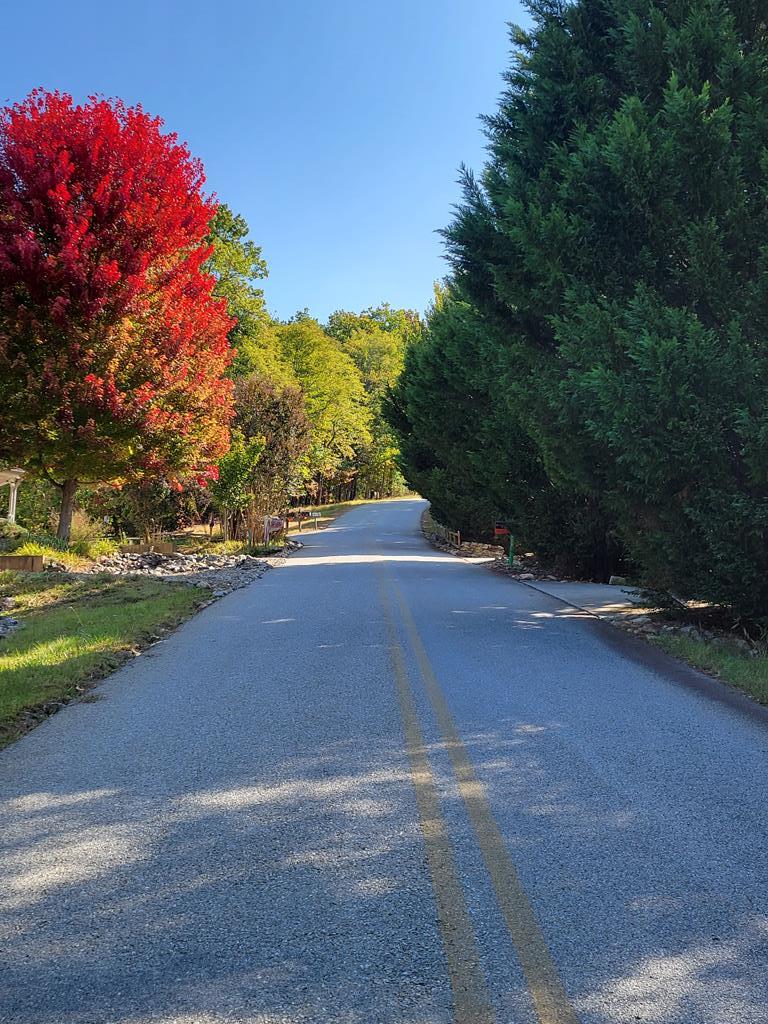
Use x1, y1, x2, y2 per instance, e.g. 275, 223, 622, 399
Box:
2, 499, 768, 1024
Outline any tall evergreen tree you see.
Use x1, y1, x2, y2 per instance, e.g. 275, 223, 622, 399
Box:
446, 0, 768, 616
387, 287, 613, 570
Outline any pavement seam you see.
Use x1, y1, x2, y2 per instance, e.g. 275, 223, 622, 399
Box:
376, 568, 497, 1024
388, 573, 582, 1024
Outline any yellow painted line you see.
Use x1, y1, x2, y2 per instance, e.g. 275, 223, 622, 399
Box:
389, 579, 581, 1024
376, 570, 496, 1024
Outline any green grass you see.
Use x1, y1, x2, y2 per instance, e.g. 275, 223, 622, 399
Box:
177, 537, 283, 557
651, 633, 768, 705
0, 571, 203, 743
8, 536, 120, 567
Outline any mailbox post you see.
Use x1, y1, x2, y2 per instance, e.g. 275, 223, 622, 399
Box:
494, 522, 515, 566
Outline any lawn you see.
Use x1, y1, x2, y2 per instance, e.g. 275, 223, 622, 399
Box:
0, 571, 204, 744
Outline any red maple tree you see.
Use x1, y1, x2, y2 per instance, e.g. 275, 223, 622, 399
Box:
0, 90, 234, 538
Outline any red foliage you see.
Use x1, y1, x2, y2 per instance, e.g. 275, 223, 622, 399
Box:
0, 89, 233, 488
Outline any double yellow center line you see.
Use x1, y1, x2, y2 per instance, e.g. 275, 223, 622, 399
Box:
376, 565, 580, 1024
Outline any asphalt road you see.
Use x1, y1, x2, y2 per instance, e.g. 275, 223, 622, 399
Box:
2, 498, 768, 1024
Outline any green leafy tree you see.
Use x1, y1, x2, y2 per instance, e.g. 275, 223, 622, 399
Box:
209, 434, 266, 540
205, 204, 268, 344
327, 304, 421, 497
205, 205, 295, 385
276, 318, 371, 495
233, 373, 312, 517
444, 0, 768, 612
327, 304, 421, 346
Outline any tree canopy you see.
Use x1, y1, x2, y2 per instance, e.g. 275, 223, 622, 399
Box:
328, 304, 421, 497
205, 204, 268, 346
198, 212, 417, 517
0, 90, 233, 539
276, 317, 371, 483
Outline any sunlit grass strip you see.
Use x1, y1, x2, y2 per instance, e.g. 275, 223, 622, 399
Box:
0, 572, 203, 742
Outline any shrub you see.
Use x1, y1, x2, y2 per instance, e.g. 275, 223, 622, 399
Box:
0, 519, 28, 541
69, 538, 119, 560
13, 541, 86, 569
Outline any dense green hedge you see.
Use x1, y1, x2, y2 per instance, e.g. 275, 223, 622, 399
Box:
391, 1, 768, 618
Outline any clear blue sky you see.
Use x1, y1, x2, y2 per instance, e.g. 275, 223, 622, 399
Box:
3, 2, 529, 322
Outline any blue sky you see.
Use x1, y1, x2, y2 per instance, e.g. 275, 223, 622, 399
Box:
3, 2, 529, 322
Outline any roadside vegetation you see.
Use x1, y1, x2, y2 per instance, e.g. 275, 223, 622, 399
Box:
3, 6, 768, 726
387, 1, 768, 637
0, 93, 416, 748
0, 90, 417, 561
651, 634, 768, 708
384, 0, 768, 705
0, 571, 204, 745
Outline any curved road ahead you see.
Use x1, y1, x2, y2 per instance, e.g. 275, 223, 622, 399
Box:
2, 499, 768, 1024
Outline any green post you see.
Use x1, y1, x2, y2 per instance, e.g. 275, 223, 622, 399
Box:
508, 535, 515, 567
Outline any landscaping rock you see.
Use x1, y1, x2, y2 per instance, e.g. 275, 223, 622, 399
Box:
0, 615, 22, 639
77, 548, 281, 596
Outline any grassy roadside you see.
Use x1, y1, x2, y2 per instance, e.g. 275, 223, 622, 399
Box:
649, 632, 768, 706
0, 571, 204, 746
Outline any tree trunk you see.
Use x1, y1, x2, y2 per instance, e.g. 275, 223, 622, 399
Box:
57, 479, 78, 543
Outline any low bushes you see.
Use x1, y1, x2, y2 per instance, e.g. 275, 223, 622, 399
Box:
0, 519, 29, 543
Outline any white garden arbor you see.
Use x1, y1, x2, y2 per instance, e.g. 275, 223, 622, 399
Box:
0, 468, 25, 524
